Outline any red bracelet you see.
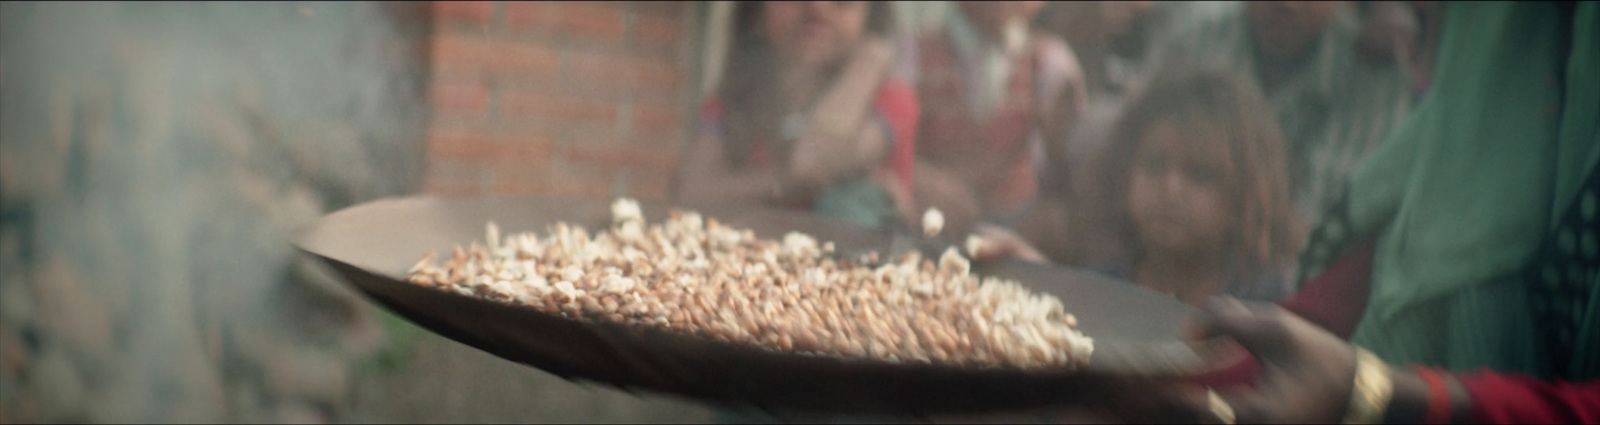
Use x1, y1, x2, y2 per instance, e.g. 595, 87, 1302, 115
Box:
1413, 366, 1453, 424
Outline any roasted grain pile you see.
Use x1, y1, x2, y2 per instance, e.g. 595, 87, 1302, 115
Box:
405, 199, 1093, 369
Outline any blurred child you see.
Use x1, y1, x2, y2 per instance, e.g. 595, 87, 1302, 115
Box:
913, 1, 1086, 228
1093, 67, 1305, 305
674, 1, 920, 229
1150, 1, 1413, 230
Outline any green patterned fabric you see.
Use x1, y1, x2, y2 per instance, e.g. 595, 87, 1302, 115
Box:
1301, 2, 1599, 380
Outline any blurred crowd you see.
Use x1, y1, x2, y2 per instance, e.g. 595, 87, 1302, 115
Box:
6, 2, 1593, 423
674, 1, 1435, 306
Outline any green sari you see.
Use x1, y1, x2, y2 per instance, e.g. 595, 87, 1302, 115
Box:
1295, 2, 1599, 380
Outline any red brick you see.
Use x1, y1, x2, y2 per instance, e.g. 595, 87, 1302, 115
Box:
562, 3, 627, 41
626, 130, 692, 158
494, 117, 557, 143
493, 73, 558, 95
543, 179, 612, 197
425, 156, 488, 184
432, 34, 495, 71
489, 156, 551, 194
506, 2, 626, 43
631, 88, 689, 109
635, 15, 686, 49
423, 155, 488, 197
501, 92, 618, 124
567, 145, 677, 172
631, 102, 685, 134
547, 124, 622, 152
423, 179, 483, 197
428, 127, 494, 145
429, 140, 499, 159
627, 98, 692, 148
503, 2, 556, 28
489, 169, 543, 193
493, 42, 560, 77
544, 155, 616, 197
565, 51, 685, 92
630, 162, 681, 187
632, 43, 684, 63
625, 168, 676, 201
499, 134, 557, 158
490, 182, 544, 196
432, 34, 557, 77
428, 81, 490, 112
431, 66, 490, 86
634, 1, 690, 18
430, 109, 493, 134
428, 129, 554, 159
490, 183, 545, 196
432, 1, 495, 25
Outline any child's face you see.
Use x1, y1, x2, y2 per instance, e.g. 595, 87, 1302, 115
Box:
1127, 119, 1237, 254
761, 1, 870, 70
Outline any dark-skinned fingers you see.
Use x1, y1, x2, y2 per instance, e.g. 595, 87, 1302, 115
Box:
1186, 297, 1250, 340
1216, 389, 1280, 424
1192, 297, 1296, 360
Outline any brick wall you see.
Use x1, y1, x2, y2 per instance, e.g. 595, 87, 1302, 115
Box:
424, 1, 699, 201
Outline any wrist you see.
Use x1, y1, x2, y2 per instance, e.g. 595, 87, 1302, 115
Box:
1349, 350, 1471, 425
1381, 365, 1433, 424
1411, 367, 1472, 424
1379, 364, 1478, 425
1343, 347, 1395, 424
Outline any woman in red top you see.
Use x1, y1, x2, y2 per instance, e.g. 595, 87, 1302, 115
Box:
674, 1, 920, 230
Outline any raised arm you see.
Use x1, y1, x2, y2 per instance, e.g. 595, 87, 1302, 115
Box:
1034, 36, 1090, 193
787, 37, 896, 187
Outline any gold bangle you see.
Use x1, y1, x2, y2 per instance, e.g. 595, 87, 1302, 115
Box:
1207, 388, 1236, 425
1343, 347, 1395, 424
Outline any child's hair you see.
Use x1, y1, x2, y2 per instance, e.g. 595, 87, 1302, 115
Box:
715, 1, 896, 166
1099, 66, 1302, 274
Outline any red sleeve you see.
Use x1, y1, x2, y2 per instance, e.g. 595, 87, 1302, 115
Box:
1458, 370, 1600, 424
872, 79, 920, 192
1281, 237, 1380, 340
1186, 237, 1380, 389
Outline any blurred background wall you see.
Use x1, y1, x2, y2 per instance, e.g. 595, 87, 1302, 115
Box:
2, 1, 1418, 422
422, 1, 701, 201
0, 1, 432, 422
0, 1, 712, 423
368, 1, 716, 422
